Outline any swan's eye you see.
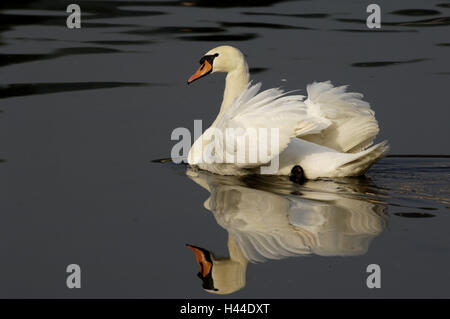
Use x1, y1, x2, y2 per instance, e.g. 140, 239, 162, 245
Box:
199, 54, 219, 65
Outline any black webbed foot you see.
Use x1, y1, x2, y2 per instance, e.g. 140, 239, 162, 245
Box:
289, 165, 305, 184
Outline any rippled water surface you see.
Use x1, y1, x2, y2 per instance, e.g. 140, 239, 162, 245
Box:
1, 0, 449, 298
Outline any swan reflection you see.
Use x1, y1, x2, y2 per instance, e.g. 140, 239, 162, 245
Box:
186, 168, 387, 294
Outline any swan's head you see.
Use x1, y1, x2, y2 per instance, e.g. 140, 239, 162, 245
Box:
187, 45, 245, 84
186, 243, 246, 295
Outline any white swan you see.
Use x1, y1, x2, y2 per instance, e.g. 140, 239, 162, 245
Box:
186, 45, 389, 179
186, 169, 386, 294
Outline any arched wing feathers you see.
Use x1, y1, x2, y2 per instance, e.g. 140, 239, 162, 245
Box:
208, 82, 321, 168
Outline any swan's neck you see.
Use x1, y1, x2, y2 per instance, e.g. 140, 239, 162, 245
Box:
214, 62, 249, 125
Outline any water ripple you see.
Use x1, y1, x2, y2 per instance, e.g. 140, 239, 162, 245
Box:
337, 17, 450, 27
178, 33, 258, 42
351, 59, 428, 68
0, 47, 122, 68
390, 9, 441, 16
124, 26, 226, 36
242, 12, 329, 19
0, 82, 148, 99
220, 21, 310, 30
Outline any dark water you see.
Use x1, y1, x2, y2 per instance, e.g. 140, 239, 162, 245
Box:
1, 0, 449, 298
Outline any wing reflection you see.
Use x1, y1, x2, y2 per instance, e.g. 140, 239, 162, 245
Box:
186, 168, 387, 294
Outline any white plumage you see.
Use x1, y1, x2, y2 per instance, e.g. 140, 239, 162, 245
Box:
187, 169, 385, 264
302, 81, 381, 153
187, 46, 389, 178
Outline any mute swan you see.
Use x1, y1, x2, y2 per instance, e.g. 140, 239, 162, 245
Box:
186, 45, 389, 179
186, 169, 386, 294
187, 237, 248, 295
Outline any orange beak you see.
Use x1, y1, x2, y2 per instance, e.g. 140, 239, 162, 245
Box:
187, 60, 213, 84
186, 244, 213, 277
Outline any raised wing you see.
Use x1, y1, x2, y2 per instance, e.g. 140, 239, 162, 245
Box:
300, 81, 380, 153
202, 82, 323, 168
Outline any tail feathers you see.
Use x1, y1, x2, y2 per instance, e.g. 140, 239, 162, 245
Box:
336, 141, 389, 176
336, 116, 380, 153
301, 81, 380, 153
305, 81, 374, 119
294, 117, 330, 137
